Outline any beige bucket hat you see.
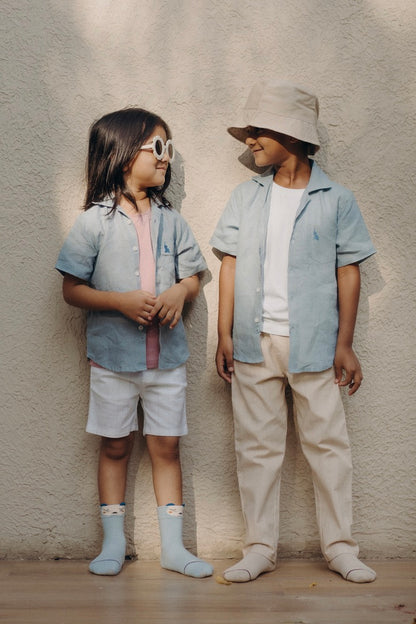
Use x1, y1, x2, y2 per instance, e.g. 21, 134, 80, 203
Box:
228, 80, 320, 151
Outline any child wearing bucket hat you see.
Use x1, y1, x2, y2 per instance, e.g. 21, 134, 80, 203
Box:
210, 80, 377, 584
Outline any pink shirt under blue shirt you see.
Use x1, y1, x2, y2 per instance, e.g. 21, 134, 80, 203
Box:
89, 209, 159, 370
129, 211, 159, 369
56, 199, 207, 372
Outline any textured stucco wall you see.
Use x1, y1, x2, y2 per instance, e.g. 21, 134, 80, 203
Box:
1, 0, 415, 562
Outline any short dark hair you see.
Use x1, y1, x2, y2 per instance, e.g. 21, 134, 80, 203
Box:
84, 107, 172, 212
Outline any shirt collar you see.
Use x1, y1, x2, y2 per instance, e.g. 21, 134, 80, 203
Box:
251, 160, 332, 194
92, 196, 164, 214
93, 197, 114, 208
306, 161, 332, 194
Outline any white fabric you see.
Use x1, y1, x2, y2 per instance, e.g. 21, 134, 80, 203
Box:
262, 183, 304, 336
87, 364, 188, 438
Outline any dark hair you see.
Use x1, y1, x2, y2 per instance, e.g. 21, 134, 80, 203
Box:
84, 107, 172, 211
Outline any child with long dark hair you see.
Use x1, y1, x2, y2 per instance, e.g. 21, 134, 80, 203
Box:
56, 108, 212, 578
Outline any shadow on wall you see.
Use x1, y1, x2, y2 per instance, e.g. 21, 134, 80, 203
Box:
121, 150, 211, 556
169, 151, 213, 551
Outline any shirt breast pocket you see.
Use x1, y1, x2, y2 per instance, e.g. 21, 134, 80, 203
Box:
294, 209, 336, 263
309, 230, 335, 264
158, 245, 176, 288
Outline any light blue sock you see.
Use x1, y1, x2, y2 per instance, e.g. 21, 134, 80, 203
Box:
157, 505, 213, 578
89, 504, 126, 576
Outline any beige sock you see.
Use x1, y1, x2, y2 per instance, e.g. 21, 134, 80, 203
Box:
223, 552, 275, 582
328, 553, 376, 583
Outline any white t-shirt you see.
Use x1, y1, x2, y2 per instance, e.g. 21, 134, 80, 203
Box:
262, 183, 305, 336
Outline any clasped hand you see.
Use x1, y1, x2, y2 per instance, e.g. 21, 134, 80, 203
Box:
118, 284, 187, 329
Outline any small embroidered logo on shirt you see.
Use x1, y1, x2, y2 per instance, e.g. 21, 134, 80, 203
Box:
164, 243, 171, 253
313, 229, 320, 240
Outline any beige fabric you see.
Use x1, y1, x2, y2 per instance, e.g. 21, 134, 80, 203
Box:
231, 334, 359, 564
228, 80, 320, 149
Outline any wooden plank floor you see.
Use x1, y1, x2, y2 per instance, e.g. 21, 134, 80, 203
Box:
0, 559, 415, 624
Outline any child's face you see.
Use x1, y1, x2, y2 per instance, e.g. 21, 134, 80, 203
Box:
245, 127, 296, 168
124, 125, 169, 196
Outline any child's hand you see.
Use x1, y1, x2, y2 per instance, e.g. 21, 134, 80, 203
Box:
117, 290, 157, 325
150, 283, 187, 329
334, 345, 363, 395
216, 336, 234, 383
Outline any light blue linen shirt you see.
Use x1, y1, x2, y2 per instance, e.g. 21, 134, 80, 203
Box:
210, 162, 376, 373
56, 199, 207, 372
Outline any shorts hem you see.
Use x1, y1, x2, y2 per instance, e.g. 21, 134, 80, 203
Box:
86, 426, 139, 439
143, 427, 188, 437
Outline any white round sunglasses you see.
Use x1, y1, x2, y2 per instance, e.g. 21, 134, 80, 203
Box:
140, 135, 175, 162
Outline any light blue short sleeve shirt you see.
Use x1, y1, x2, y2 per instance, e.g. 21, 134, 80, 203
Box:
210, 162, 376, 373
56, 200, 207, 372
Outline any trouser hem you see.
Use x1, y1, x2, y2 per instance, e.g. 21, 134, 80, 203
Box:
243, 544, 277, 566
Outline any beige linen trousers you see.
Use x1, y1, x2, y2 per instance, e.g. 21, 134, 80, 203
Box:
232, 334, 360, 565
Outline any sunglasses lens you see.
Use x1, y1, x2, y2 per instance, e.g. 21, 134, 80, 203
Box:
153, 137, 164, 158
166, 141, 174, 161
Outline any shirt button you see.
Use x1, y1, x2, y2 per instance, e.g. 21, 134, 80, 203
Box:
133, 246, 138, 251
138, 325, 144, 331
254, 317, 259, 323
135, 270, 140, 276
256, 288, 260, 293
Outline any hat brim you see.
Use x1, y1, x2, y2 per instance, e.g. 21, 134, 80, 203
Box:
237, 148, 272, 173
227, 126, 251, 143
227, 122, 320, 151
